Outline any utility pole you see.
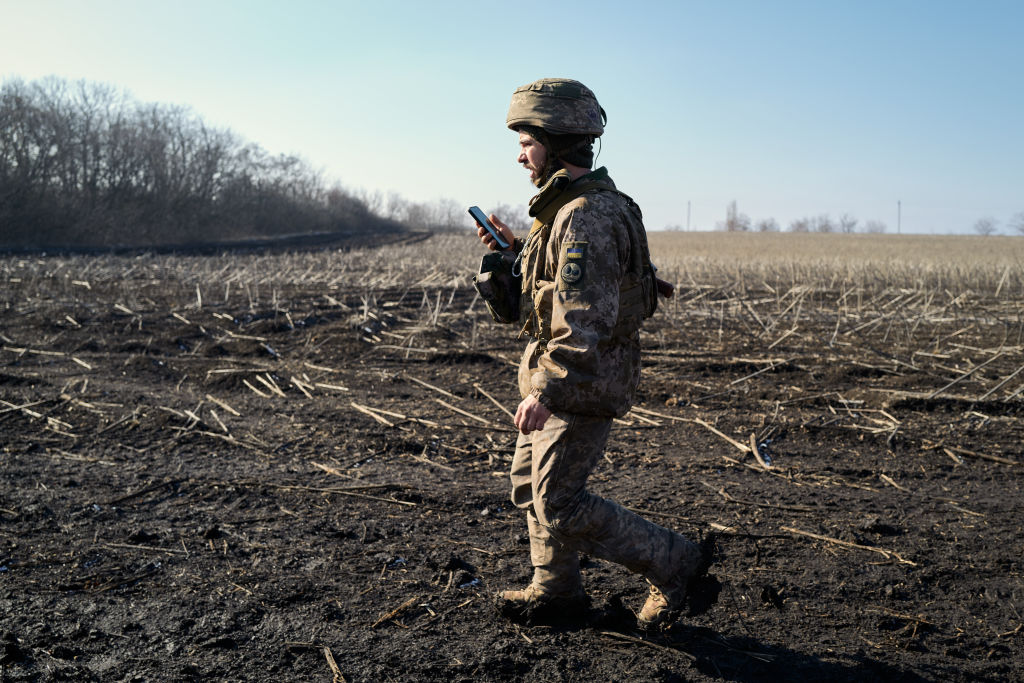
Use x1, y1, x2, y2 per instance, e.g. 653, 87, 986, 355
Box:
897, 200, 901, 234
686, 201, 691, 231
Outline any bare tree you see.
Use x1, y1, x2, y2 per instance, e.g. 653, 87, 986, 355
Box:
382, 192, 407, 221
0, 75, 396, 248
327, 184, 372, 223
838, 214, 857, 233
492, 202, 531, 234
401, 201, 432, 228
864, 220, 887, 233
973, 217, 998, 236
814, 214, 835, 233
354, 187, 384, 215
789, 217, 811, 232
432, 197, 462, 231
1010, 211, 1024, 235
718, 200, 750, 231
755, 217, 779, 232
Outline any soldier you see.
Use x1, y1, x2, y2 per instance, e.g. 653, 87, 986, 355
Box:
475, 78, 715, 629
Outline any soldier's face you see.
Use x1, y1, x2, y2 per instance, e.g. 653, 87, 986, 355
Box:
518, 132, 547, 183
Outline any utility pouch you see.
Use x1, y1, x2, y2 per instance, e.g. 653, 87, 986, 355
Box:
639, 262, 659, 319
622, 199, 658, 321
474, 251, 521, 324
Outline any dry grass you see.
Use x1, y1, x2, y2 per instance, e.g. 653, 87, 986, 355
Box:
0, 234, 476, 318
4, 231, 1022, 294
649, 232, 1024, 296
3, 232, 1022, 360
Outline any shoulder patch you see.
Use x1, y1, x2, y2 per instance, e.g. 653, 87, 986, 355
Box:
558, 241, 587, 291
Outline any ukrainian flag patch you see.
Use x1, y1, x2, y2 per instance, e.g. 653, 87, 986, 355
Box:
559, 242, 587, 290
564, 241, 586, 258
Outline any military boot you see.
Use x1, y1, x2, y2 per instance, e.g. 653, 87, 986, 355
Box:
496, 582, 589, 621
638, 533, 717, 630
497, 514, 589, 622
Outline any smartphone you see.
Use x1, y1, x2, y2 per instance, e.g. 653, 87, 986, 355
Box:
468, 206, 510, 250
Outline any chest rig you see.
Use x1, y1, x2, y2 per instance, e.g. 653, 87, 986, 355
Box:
516, 168, 659, 342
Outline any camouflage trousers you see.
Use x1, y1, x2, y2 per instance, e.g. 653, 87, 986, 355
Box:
509, 411, 701, 593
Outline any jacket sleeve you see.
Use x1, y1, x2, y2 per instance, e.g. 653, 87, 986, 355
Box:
530, 198, 629, 410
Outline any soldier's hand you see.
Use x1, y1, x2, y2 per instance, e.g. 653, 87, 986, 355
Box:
476, 214, 515, 251
514, 395, 551, 435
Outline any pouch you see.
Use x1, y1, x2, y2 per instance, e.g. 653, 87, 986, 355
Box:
473, 251, 521, 324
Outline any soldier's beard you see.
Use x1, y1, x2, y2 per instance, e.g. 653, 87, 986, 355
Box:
531, 159, 563, 188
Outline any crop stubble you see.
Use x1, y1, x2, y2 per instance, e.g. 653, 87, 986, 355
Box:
1, 232, 1022, 681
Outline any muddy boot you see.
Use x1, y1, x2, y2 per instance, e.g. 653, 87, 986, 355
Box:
497, 513, 588, 623
495, 583, 589, 623
638, 533, 717, 630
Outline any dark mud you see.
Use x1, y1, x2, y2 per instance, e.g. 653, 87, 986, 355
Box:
1, 251, 1022, 682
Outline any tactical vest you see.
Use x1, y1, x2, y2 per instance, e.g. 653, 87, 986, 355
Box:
517, 169, 658, 342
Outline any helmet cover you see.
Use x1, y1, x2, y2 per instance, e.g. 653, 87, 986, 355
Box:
507, 78, 606, 136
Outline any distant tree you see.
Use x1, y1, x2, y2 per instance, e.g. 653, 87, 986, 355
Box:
0, 75, 397, 248
838, 214, 858, 233
492, 202, 531, 234
401, 201, 432, 228
395, 197, 465, 232
382, 192, 407, 221
864, 220, 887, 233
718, 200, 750, 231
755, 217, 779, 232
973, 217, 998, 236
814, 214, 835, 233
431, 197, 461, 231
789, 217, 811, 232
355, 187, 384, 215
326, 184, 372, 223
1010, 211, 1024, 235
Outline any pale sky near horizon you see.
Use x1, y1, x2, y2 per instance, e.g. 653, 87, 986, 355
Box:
2, 0, 1021, 235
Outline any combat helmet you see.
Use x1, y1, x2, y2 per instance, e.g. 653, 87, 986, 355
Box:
506, 78, 606, 136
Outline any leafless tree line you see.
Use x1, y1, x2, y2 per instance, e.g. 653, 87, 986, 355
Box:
786, 213, 887, 234
353, 190, 530, 236
709, 200, 887, 234
973, 213, 1024, 236
701, 201, 1024, 236
0, 77, 400, 249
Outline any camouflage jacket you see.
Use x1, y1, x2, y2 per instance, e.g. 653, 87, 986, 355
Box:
516, 167, 646, 418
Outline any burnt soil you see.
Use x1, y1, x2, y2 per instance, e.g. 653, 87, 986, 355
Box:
1, 248, 1022, 682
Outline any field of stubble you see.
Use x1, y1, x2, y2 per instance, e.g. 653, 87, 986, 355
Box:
1, 231, 1022, 681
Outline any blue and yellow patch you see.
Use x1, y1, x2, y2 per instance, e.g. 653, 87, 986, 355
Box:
559, 241, 587, 290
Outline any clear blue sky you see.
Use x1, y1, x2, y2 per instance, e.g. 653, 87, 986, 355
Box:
2, 0, 1021, 234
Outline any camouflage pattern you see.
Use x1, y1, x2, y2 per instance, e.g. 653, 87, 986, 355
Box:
516, 168, 644, 418
506, 78, 606, 136
473, 251, 520, 324
506, 166, 703, 599
509, 411, 703, 590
